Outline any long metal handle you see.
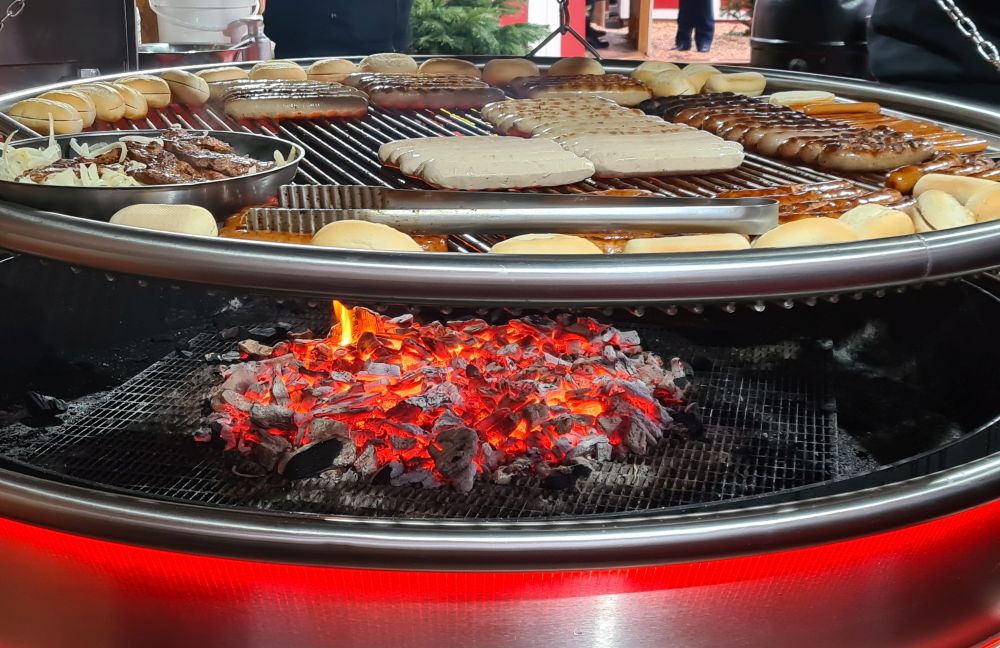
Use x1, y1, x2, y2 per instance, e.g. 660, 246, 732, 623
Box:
251, 198, 779, 235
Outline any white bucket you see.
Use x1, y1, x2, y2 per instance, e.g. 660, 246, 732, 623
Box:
151, 0, 259, 44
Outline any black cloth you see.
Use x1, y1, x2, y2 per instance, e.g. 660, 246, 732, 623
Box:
676, 0, 714, 50
868, 0, 1000, 104
263, 0, 414, 58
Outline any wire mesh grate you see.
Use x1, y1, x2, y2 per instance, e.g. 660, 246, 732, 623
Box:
0, 324, 840, 520
105, 103, 873, 194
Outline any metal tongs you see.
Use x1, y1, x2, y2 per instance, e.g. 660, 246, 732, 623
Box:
246, 185, 780, 236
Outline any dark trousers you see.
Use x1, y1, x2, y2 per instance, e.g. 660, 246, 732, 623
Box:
676, 0, 714, 50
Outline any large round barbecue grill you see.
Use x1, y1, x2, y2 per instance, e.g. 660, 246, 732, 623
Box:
0, 58, 999, 648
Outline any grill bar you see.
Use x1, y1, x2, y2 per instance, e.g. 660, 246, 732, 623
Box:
101, 103, 873, 197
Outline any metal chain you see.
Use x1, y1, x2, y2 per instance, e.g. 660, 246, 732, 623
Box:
935, 0, 1000, 72
0, 0, 26, 34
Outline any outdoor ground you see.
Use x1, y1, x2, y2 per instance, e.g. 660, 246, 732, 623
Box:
605, 20, 751, 63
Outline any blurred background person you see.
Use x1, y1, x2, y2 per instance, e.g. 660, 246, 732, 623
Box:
868, 0, 998, 103
262, 0, 415, 58
674, 0, 714, 52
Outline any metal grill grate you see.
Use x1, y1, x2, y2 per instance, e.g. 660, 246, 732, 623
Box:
0, 324, 840, 520
101, 103, 872, 196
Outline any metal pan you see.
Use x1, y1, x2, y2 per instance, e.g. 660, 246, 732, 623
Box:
0, 130, 303, 220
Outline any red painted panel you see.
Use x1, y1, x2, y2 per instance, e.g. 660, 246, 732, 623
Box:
0, 498, 999, 647
499, 0, 528, 26
655, 0, 679, 8
561, 0, 587, 57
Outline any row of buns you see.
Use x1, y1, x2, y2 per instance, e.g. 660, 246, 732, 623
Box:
112, 174, 998, 253
9, 55, 765, 135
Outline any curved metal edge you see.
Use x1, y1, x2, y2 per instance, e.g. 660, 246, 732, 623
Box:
2, 201, 1000, 305
0, 447, 997, 571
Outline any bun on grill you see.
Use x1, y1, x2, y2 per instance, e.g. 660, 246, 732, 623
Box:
307, 58, 358, 83
913, 173, 1000, 205
967, 186, 1000, 223
418, 58, 481, 78
769, 90, 835, 107
36, 90, 97, 128
117, 75, 172, 108
160, 70, 210, 105
359, 53, 418, 74
111, 83, 149, 120
838, 204, 916, 239
680, 64, 720, 92
623, 233, 750, 253
311, 220, 423, 251
9, 98, 83, 134
636, 61, 681, 74
752, 218, 860, 248
647, 71, 697, 97
915, 189, 975, 230
489, 233, 603, 254
548, 57, 605, 76
703, 72, 767, 97
74, 83, 127, 122
250, 60, 307, 81
197, 66, 248, 83
482, 58, 540, 86
110, 204, 219, 237
631, 61, 681, 86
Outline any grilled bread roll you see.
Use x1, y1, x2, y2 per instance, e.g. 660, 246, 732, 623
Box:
913, 173, 1000, 204
111, 83, 149, 120
680, 64, 720, 92
9, 98, 83, 134
311, 220, 422, 251
632, 61, 683, 86
966, 186, 1000, 222
196, 67, 250, 101
703, 72, 767, 97
490, 233, 603, 254
647, 71, 697, 97
74, 83, 127, 122
117, 75, 172, 108
838, 204, 916, 239
37, 90, 97, 128
198, 66, 248, 83
752, 218, 860, 248
160, 70, 210, 105
634, 61, 681, 76
624, 233, 750, 253
769, 90, 835, 108
419, 57, 481, 78
548, 57, 605, 76
359, 52, 418, 74
307, 58, 359, 83
110, 204, 219, 237
482, 58, 540, 86
250, 60, 307, 81
915, 189, 975, 230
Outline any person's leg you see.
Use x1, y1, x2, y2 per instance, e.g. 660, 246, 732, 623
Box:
675, 0, 693, 50
694, 0, 714, 52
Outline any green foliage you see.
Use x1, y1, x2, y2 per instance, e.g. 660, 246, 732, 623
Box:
409, 0, 550, 55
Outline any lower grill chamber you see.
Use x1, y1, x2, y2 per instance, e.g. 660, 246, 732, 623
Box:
2, 255, 999, 525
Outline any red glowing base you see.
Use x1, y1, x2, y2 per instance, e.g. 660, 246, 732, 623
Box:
0, 498, 999, 648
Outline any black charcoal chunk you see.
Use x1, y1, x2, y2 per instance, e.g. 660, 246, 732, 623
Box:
25, 391, 68, 418
278, 437, 347, 479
